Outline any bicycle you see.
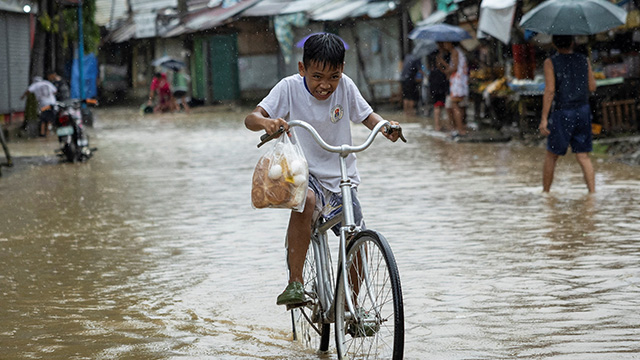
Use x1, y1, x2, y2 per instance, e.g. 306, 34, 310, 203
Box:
258, 119, 406, 359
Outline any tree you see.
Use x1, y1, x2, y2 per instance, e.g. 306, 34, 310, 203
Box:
29, 0, 101, 78
61, 0, 101, 55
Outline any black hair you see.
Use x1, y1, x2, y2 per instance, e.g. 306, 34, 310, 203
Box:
303, 33, 345, 70
552, 35, 574, 50
154, 72, 162, 78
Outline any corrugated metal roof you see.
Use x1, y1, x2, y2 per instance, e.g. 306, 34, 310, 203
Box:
104, 18, 136, 43
130, 0, 178, 13
243, 0, 397, 20
95, 0, 129, 27
164, 0, 262, 36
241, 0, 328, 17
310, 0, 369, 21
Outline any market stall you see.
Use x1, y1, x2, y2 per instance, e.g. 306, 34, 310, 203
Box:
465, 0, 638, 137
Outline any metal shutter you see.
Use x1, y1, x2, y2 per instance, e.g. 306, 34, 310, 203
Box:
0, 11, 30, 113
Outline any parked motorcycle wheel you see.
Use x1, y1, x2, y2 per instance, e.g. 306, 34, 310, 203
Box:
81, 108, 93, 127
62, 142, 78, 163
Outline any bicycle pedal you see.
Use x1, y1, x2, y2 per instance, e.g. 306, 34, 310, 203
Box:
286, 300, 312, 311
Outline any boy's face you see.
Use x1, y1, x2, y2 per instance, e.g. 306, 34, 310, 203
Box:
298, 60, 343, 101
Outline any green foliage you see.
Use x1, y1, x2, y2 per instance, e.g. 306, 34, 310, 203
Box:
61, 0, 101, 54
39, 13, 52, 32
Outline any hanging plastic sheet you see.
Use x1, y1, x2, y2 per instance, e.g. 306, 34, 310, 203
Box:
477, 0, 516, 44
274, 13, 308, 65
71, 53, 98, 99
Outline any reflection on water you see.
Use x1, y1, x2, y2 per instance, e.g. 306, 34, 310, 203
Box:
1, 107, 638, 359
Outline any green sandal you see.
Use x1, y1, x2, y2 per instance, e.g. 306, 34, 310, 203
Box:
276, 281, 305, 306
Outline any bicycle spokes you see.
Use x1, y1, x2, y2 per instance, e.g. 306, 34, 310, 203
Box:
335, 231, 404, 359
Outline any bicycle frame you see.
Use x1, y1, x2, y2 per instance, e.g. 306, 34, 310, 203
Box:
288, 119, 390, 324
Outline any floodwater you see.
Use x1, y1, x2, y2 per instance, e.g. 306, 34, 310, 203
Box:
1, 106, 639, 359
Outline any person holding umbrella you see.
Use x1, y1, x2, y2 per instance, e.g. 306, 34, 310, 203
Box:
539, 35, 597, 193
520, 0, 627, 194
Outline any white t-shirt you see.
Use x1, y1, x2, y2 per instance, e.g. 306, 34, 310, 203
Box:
28, 80, 57, 107
258, 74, 373, 192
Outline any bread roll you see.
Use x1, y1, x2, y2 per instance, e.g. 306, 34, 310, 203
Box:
251, 158, 270, 208
252, 185, 268, 208
265, 178, 291, 205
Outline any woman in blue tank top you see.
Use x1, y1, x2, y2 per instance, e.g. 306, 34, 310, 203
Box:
539, 35, 597, 193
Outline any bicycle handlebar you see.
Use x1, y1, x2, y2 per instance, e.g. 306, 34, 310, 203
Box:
257, 120, 406, 153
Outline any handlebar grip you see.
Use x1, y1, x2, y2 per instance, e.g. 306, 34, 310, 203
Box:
385, 124, 407, 143
257, 126, 285, 148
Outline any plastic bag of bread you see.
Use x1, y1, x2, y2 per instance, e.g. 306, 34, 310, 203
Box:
251, 129, 308, 212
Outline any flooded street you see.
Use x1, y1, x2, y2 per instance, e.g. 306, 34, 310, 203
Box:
1, 106, 639, 359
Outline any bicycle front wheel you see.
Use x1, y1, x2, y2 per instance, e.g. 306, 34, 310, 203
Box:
291, 236, 331, 352
334, 230, 404, 359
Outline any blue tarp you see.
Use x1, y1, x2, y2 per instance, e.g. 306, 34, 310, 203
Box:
71, 53, 98, 99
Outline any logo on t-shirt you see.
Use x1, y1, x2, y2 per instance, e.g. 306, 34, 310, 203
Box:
331, 105, 344, 123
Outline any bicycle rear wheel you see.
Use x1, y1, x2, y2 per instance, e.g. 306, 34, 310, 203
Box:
291, 236, 330, 352
334, 230, 404, 359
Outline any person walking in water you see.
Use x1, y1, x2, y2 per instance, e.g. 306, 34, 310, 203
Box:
437, 41, 468, 136
539, 35, 596, 193
172, 68, 191, 113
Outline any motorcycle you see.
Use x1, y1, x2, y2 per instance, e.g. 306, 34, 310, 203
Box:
54, 99, 97, 162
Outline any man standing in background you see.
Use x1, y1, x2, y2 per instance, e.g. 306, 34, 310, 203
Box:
22, 76, 57, 137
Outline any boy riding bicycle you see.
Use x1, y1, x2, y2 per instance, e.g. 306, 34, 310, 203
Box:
244, 33, 401, 307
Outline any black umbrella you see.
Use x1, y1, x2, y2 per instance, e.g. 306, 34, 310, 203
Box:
152, 55, 186, 71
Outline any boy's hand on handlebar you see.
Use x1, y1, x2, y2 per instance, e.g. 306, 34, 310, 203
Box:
263, 118, 289, 136
256, 118, 289, 148
384, 121, 407, 143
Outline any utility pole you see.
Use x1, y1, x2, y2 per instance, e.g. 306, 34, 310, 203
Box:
78, 0, 85, 104
399, 0, 410, 57
62, 0, 85, 103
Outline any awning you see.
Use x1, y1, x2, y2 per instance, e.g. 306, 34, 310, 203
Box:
477, 0, 516, 44
164, 0, 262, 37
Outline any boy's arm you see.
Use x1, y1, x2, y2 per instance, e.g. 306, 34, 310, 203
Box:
362, 112, 400, 142
244, 106, 289, 134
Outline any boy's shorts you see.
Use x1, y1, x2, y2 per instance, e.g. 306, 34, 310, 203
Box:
547, 104, 592, 155
308, 174, 364, 236
40, 109, 55, 124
